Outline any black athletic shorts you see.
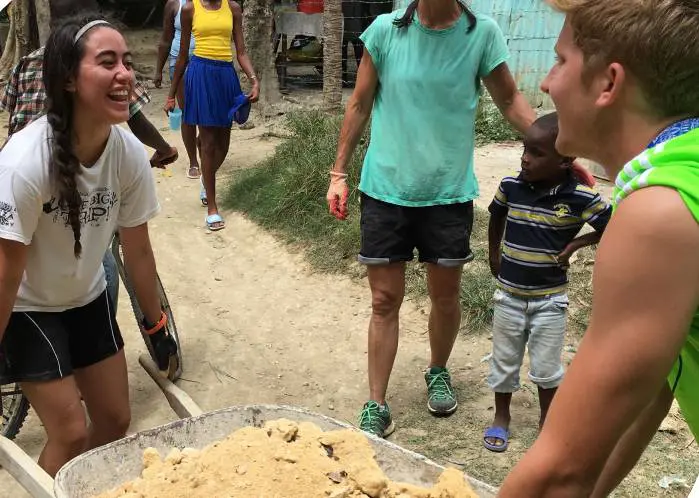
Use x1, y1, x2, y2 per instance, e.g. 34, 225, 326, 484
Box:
359, 193, 474, 266
0, 290, 124, 384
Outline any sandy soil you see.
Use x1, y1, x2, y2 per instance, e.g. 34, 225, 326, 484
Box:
0, 28, 687, 498
94, 419, 478, 498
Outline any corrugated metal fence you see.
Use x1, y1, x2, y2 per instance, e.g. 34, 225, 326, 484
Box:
393, 0, 563, 107
471, 0, 562, 106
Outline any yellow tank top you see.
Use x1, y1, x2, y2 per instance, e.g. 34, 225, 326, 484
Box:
192, 0, 233, 62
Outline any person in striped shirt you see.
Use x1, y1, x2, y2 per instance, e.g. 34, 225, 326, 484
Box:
483, 112, 611, 452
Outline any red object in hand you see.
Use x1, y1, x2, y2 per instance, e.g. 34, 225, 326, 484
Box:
327, 175, 349, 221
297, 0, 324, 14
571, 161, 596, 187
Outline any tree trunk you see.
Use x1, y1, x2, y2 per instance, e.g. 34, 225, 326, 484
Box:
242, 0, 281, 118
0, 0, 35, 81
322, 0, 342, 112
34, 0, 51, 46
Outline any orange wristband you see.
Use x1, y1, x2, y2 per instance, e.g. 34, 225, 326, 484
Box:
145, 311, 167, 335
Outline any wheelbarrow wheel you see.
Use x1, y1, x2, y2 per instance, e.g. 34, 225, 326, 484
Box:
0, 383, 30, 440
111, 235, 183, 381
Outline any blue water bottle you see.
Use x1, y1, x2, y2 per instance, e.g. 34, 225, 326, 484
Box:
169, 107, 182, 131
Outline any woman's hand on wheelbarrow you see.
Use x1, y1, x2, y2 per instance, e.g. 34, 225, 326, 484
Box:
142, 311, 178, 375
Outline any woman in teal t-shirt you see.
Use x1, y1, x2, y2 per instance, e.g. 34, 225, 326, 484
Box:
326, 0, 541, 438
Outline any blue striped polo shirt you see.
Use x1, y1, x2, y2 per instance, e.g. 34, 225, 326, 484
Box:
489, 172, 611, 297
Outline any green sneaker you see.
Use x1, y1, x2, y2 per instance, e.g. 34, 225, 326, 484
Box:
425, 367, 458, 416
358, 401, 396, 438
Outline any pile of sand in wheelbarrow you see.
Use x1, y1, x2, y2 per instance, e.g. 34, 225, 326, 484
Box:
94, 419, 478, 498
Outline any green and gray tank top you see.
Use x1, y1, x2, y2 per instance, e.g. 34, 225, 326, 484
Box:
613, 122, 699, 440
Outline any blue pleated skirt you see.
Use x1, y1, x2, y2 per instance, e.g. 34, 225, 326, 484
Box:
184, 55, 243, 128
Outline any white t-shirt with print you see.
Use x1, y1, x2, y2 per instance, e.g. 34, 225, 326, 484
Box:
0, 116, 160, 312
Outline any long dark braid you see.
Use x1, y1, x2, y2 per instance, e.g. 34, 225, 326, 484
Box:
393, 0, 476, 32
46, 110, 83, 257
43, 13, 109, 258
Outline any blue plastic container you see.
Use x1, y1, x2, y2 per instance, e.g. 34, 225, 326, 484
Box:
168, 107, 182, 131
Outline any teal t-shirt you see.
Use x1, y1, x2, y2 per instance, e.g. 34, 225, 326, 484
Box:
358, 10, 509, 207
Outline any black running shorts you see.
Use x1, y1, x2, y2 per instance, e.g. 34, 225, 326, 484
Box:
359, 193, 475, 267
0, 290, 124, 384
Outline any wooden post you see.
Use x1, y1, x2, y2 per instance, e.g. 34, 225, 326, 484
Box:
242, 0, 281, 118
34, 0, 50, 46
0, 0, 36, 81
322, 0, 342, 111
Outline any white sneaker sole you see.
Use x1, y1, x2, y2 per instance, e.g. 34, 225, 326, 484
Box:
427, 401, 458, 416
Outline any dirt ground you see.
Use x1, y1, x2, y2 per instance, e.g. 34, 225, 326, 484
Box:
1, 28, 696, 498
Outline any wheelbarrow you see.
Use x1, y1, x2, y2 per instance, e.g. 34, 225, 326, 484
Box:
0, 355, 498, 498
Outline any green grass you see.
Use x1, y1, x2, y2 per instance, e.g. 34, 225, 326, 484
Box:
475, 99, 522, 145
223, 111, 364, 272
566, 246, 596, 334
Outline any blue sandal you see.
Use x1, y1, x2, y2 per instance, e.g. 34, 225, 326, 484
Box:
205, 214, 225, 231
483, 426, 509, 453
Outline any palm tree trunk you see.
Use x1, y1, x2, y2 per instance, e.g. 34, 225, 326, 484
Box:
322, 0, 342, 111
35, 0, 51, 46
242, 0, 281, 118
0, 0, 34, 81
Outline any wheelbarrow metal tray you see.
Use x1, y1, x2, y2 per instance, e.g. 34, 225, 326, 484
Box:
54, 404, 497, 498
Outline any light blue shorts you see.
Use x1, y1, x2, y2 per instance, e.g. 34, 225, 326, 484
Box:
487, 288, 568, 392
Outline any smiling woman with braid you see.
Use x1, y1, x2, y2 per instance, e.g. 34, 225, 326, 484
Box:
0, 15, 176, 476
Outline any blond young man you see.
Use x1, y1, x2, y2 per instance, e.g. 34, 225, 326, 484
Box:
499, 1, 699, 496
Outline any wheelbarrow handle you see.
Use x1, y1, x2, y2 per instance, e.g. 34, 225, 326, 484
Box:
0, 435, 54, 498
138, 354, 204, 419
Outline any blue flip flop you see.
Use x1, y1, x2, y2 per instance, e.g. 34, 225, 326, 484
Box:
483, 426, 509, 453
205, 214, 225, 231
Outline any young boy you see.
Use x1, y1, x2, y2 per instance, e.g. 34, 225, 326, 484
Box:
483, 112, 611, 452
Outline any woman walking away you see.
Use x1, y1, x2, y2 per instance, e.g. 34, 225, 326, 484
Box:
0, 15, 177, 476
166, 0, 259, 232
155, 0, 199, 179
